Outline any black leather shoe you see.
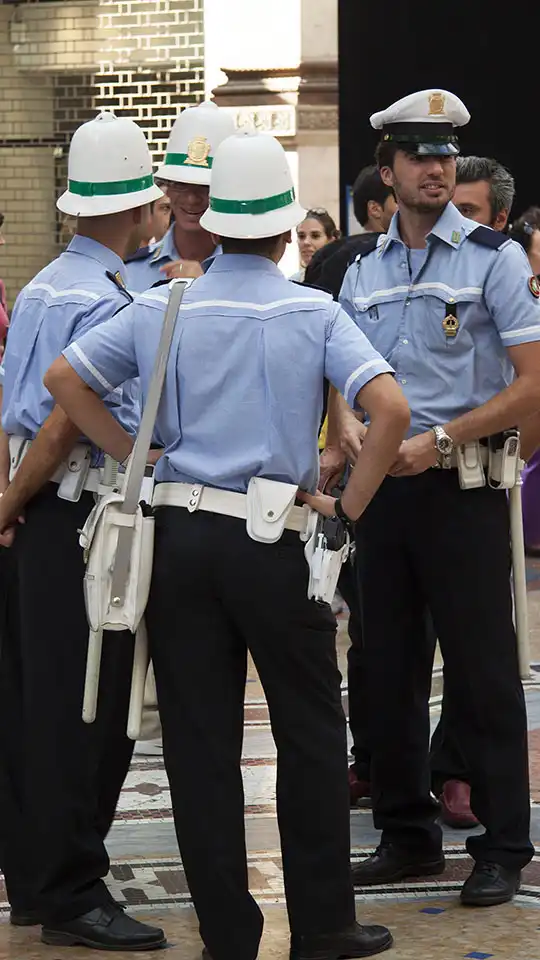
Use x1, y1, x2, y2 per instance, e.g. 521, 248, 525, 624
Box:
460, 861, 521, 906
352, 843, 445, 886
41, 903, 167, 951
10, 908, 41, 926
290, 921, 393, 959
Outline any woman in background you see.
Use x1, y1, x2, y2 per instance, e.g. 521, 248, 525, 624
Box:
290, 207, 339, 282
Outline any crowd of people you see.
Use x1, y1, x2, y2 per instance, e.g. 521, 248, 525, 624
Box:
0, 87, 539, 960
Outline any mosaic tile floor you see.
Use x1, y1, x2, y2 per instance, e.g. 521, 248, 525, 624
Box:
3, 562, 540, 957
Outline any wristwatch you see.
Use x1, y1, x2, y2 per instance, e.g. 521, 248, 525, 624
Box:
431, 425, 455, 466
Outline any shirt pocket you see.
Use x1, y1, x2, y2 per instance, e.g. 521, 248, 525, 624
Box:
415, 293, 479, 356
354, 298, 402, 359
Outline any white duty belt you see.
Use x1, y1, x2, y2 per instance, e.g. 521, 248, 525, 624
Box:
8, 436, 122, 500
153, 481, 310, 535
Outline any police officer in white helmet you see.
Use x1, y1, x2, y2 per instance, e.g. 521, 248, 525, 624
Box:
125, 100, 236, 292
0, 112, 166, 950
46, 128, 410, 958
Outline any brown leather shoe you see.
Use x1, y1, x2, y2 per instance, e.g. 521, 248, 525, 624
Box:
349, 765, 370, 806
439, 779, 480, 829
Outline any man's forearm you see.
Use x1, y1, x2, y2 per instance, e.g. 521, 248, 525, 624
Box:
445, 376, 540, 448
519, 412, 540, 462
0, 406, 81, 524
45, 359, 134, 465
326, 385, 363, 446
341, 410, 407, 521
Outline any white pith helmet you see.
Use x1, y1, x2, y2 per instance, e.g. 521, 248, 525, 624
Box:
200, 129, 306, 239
57, 111, 163, 218
154, 100, 236, 186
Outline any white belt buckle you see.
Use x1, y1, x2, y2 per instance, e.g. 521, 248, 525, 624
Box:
187, 484, 203, 513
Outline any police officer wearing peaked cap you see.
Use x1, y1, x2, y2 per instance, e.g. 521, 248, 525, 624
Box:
125, 100, 236, 292
332, 88, 540, 905
0, 112, 166, 950
45, 128, 411, 960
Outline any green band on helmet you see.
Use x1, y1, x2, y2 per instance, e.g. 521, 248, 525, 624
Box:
68, 174, 154, 197
165, 153, 213, 169
209, 189, 296, 216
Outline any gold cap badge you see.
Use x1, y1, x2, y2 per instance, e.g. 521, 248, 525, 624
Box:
428, 92, 446, 116
185, 136, 211, 167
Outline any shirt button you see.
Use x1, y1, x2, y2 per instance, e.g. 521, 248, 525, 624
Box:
405, 299, 411, 306
401, 378, 407, 385
402, 338, 409, 344
401, 262, 407, 268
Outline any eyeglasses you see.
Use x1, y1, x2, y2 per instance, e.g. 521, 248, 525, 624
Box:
163, 181, 209, 196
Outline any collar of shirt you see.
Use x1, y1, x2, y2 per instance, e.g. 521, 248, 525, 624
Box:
149, 224, 178, 264
205, 253, 283, 277
380, 202, 471, 257
67, 235, 128, 285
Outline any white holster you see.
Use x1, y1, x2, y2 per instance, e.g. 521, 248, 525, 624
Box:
302, 509, 350, 604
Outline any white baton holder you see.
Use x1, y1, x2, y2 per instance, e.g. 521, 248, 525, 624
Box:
78, 279, 189, 738
509, 459, 531, 680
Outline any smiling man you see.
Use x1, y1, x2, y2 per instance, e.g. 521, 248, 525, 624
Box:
333, 89, 540, 907
125, 101, 235, 292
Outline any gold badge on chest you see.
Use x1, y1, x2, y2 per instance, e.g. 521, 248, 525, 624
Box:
443, 299, 459, 338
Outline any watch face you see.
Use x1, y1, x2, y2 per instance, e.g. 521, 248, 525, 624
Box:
438, 436, 453, 453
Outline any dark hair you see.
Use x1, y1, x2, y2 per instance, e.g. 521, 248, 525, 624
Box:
221, 235, 284, 257
0, 213, 4, 229
508, 208, 540, 255
300, 208, 340, 240
456, 156, 515, 218
352, 164, 394, 226
374, 140, 400, 171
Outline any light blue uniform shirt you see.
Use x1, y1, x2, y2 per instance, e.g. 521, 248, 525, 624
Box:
64, 254, 393, 493
125, 224, 222, 293
1, 235, 140, 444
340, 202, 540, 436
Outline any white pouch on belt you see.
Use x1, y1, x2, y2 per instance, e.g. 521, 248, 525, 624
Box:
79, 491, 154, 634
246, 477, 298, 543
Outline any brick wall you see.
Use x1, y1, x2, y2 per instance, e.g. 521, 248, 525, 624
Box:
0, 0, 205, 305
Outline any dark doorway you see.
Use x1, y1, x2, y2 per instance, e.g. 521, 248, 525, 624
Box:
338, 0, 540, 230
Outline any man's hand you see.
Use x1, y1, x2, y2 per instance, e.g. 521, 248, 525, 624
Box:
388, 431, 438, 477
147, 448, 164, 465
160, 260, 203, 281
297, 489, 337, 518
339, 417, 367, 465
319, 445, 346, 493
0, 496, 24, 548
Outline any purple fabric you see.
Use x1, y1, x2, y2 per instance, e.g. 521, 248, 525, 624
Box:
522, 448, 540, 547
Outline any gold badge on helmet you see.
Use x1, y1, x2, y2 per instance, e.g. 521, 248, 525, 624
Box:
185, 136, 211, 167
428, 92, 446, 116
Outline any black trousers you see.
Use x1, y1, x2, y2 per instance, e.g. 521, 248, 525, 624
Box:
430, 683, 470, 794
355, 471, 533, 870
146, 508, 355, 960
0, 484, 135, 921
338, 557, 370, 780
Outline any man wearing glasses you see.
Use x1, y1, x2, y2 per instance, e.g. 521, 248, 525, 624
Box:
125, 101, 235, 293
